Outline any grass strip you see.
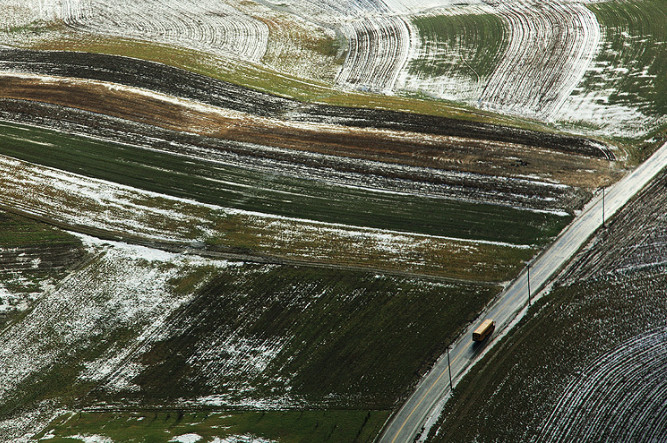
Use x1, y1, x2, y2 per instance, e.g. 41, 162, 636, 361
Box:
38, 409, 390, 443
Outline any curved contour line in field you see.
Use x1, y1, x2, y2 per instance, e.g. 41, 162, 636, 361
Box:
336, 14, 415, 93
539, 328, 667, 443
479, 0, 600, 120
56, 0, 269, 62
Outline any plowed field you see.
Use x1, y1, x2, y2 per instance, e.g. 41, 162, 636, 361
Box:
428, 168, 667, 442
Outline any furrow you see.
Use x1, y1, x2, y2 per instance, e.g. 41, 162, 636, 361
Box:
57, 0, 269, 62
336, 15, 413, 93
539, 328, 667, 442
480, 1, 600, 120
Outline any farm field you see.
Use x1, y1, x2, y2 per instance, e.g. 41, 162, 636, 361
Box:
0, 122, 572, 245
38, 410, 389, 443
428, 168, 667, 442
5, 0, 665, 140
0, 0, 665, 441
0, 235, 497, 440
0, 210, 84, 327
0, 146, 537, 282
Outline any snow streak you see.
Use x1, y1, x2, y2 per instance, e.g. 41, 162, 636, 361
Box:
337, 15, 414, 92
480, 1, 600, 120
57, 0, 268, 62
539, 328, 667, 443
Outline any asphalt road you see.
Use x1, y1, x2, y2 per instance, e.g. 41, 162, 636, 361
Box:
380, 141, 667, 443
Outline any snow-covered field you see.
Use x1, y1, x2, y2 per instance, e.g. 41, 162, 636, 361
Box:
2, 0, 663, 137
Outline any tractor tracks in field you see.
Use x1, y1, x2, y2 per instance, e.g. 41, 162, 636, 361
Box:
59, 0, 269, 62
538, 328, 667, 443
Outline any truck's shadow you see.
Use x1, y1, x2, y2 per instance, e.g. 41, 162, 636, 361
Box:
471, 339, 491, 356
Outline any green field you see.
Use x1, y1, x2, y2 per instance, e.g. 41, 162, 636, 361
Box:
585, 0, 667, 117
99, 265, 499, 408
39, 410, 390, 443
0, 210, 80, 249
410, 12, 507, 80
0, 122, 569, 245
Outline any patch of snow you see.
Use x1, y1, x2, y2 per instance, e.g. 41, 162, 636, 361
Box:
169, 434, 202, 443
211, 436, 275, 443
64, 435, 113, 443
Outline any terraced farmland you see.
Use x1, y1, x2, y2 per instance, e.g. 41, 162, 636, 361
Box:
0, 0, 665, 441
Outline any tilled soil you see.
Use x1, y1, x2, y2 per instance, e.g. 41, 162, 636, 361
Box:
0, 49, 614, 159
0, 75, 610, 193
429, 156, 667, 443
560, 168, 667, 281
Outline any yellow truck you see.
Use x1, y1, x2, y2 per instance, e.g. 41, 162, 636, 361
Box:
472, 319, 496, 342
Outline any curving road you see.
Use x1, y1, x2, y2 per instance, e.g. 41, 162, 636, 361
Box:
380, 140, 667, 443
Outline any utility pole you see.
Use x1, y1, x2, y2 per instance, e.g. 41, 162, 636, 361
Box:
447, 346, 453, 391
527, 264, 531, 306
602, 187, 606, 228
